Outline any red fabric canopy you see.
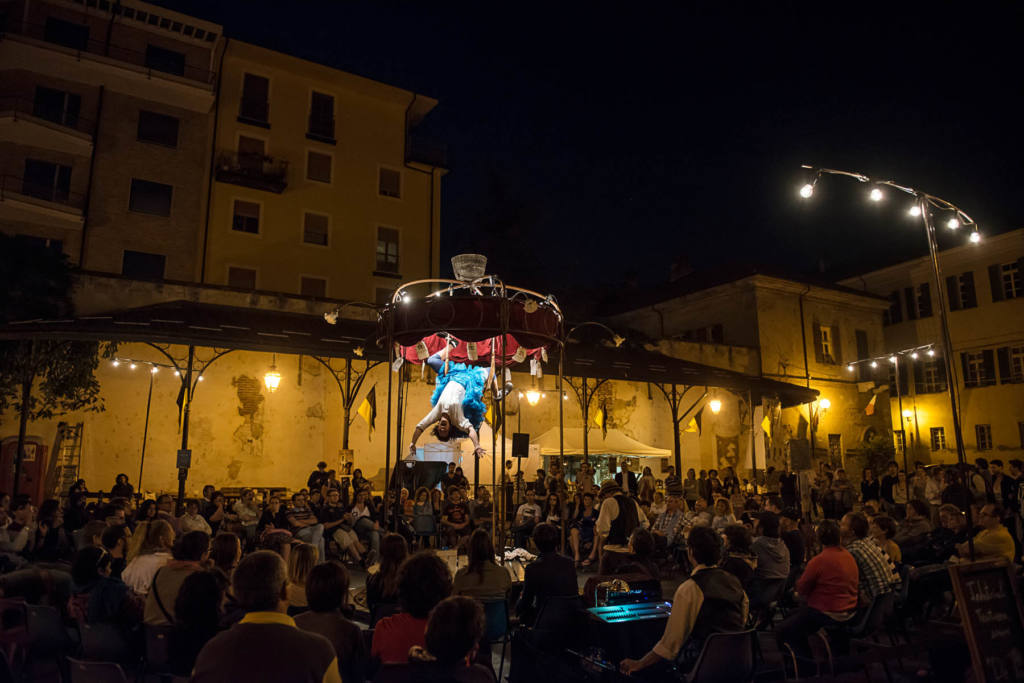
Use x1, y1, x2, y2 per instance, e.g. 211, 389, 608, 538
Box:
399, 334, 545, 367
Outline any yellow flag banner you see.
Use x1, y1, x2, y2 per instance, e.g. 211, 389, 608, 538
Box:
357, 384, 377, 439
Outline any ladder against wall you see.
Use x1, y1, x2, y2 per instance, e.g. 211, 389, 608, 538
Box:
47, 422, 83, 499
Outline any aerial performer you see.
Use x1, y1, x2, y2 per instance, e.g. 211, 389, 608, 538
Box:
408, 335, 508, 459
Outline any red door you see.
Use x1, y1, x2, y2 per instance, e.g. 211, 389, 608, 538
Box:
0, 436, 48, 503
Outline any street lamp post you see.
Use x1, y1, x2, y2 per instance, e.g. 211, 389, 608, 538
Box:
800, 166, 977, 556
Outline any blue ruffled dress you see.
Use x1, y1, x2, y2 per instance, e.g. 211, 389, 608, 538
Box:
430, 362, 489, 431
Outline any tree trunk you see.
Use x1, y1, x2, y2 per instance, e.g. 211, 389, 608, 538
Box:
13, 370, 33, 498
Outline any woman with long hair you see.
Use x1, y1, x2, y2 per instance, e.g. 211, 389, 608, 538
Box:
637, 466, 656, 505
711, 498, 737, 531
126, 499, 158, 561
121, 519, 174, 595
682, 469, 699, 511
411, 487, 436, 548
453, 528, 511, 599
543, 493, 562, 525
365, 533, 408, 614
286, 542, 319, 612
209, 532, 241, 576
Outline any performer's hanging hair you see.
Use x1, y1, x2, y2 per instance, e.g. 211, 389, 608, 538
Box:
408, 338, 492, 458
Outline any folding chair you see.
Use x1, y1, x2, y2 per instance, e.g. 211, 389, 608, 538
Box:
686, 630, 757, 683
66, 657, 129, 683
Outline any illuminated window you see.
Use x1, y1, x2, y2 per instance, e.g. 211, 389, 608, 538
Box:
929, 427, 946, 451
975, 424, 992, 451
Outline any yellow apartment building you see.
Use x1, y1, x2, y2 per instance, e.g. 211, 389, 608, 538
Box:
204, 40, 444, 302
840, 228, 1024, 463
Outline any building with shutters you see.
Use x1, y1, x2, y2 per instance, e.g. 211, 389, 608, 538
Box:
205, 39, 443, 302
606, 268, 892, 472
839, 228, 1024, 462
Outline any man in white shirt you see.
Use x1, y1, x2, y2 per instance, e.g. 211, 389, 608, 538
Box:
408, 344, 489, 457
595, 479, 649, 574
512, 489, 543, 548
178, 499, 212, 535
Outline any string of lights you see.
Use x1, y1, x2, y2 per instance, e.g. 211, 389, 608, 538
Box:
843, 343, 937, 372
110, 357, 203, 381
799, 166, 982, 243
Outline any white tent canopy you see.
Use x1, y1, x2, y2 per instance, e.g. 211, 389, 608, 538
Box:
531, 427, 670, 459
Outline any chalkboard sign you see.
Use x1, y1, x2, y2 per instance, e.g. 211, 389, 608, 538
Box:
948, 560, 1024, 682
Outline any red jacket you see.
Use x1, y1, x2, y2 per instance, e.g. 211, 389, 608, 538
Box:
797, 546, 859, 613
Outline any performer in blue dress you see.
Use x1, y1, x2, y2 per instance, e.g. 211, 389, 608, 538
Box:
408, 339, 492, 458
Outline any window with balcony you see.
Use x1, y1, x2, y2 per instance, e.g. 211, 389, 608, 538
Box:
975, 424, 992, 451
946, 271, 977, 310
227, 266, 256, 290
930, 427, 946, 451
302, 213, 328, 246
145, 44, 186, 76
137, 110, 179, 147
121, 250, 166, 280
23, 159, 71, 203
231, 200, 260, 234
307, 151, 332, 183
43, 17, 89, 50
961, 350, 995, 388
237, 136, 265, 171
308, 91, 335, 142
239, 73, 270, 126
376, 227, 399, 274
32, 87, 81, 128
378, 168, 401, 198
128, 178, 172, 216
300, 276, 327, 298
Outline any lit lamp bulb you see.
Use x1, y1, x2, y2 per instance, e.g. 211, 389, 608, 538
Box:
129, 363, 136, 370
799, 183, 814, 199
263, 365, 281, 393
910, 352, 919, 360
846, 364, 854, 372
908, 205, 921, 217
902, 409, 913, 418
525, 389, 541, 406
869, 187, 883, 202
927, 349, 935, 357
708, 399, 722, 414
969, 231, 981, 244
947, 217, 960, 230
151, 366, 158, 374
112, 360, 119, 367
889, 356, 897, 364
819, 398, 831, 410
870, 361, 878, 368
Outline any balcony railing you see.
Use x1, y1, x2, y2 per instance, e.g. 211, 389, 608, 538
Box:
0, 96, 95, 136
4, 19, 215, 85
215, 151, 288, 193
0, 174, 86, 210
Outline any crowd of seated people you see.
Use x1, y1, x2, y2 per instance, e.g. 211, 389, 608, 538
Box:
0, 455, 1019, 682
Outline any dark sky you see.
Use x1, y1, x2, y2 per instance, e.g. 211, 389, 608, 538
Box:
158, 1, 1024, 300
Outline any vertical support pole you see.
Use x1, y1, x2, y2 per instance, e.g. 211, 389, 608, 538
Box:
558, 342, 566, 552
342, 357, 352, 450
390, 359, 405, 531
384, 338, 393, 529
138, 369, 154, 495
749, 390, 758, 489
671, 384, 682, 476
176, 345, 194, 513
918, 193, 972, 558
895, 356, 909, 477
581, 378, 589, 460
498, 292, 508, 550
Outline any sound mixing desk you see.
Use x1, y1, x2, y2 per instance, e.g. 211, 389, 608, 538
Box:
587, 601, 673, 624
585, 601, 672, 662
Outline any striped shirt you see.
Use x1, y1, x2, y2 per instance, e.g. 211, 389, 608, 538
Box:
845, 538, 898, 604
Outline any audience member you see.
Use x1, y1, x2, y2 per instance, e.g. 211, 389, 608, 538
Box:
441, 487, 472, 548
191, 551, 341, 682
749, 512, 790, 606
516, 522, 577, 625
295, 562, 366, 683
366, 533, 407, 615
67, 545, 143, 632
619, 526, 747, 676
956, 504, 1015, 563
569, 491, 598, 567
101, 524, 130, 580
404, 596, 492, 681
210, 531, 241, 575
145, 530, 210, 626
171, 570, 227, 675
454, 528, 511, 599
777, 520, 858, 659
595, 479, 648, 573
351, 488, 381, 565
372, 550, 453, 663
870, 516, 901, 563
122, 519, 174, 595
894, 500, 933, 547
288, 492, 325, 561
320, 488, 363, 564
179, 499, 213, 535
841, 513, 897, 605
719, 524, 756, 588
512, 488, 543, 549
286, 542, 318, 612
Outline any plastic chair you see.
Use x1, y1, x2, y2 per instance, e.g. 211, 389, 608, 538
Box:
685, 630, 757, 683
66, 657, 129, 683
481, 597, 510, 682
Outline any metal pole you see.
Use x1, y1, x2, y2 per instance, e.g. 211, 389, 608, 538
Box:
138, 369, 154, 495
671, 384, 682, 476
342, 358, 352, 450
581, 379, 588, 460
391, 360, 405, 531
918, 194, 972, 558
558, 342, 565, 553
498, 291, 507, 550
176, 345, 194, 513
894, 356, 909, 477
384, 336, 393, 530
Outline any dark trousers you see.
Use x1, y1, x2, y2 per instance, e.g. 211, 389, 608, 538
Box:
776, 606, 848, 659
513, 522, 535, 549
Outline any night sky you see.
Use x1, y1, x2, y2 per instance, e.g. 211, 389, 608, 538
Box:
157, 1, 1024, 302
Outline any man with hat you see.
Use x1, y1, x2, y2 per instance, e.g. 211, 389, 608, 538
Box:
595, 479, 648, 574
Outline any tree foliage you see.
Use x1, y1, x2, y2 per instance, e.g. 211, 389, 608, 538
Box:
0, 234, 111, 423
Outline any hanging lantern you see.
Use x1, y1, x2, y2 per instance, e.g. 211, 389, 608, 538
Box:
264, 354, 282, 393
